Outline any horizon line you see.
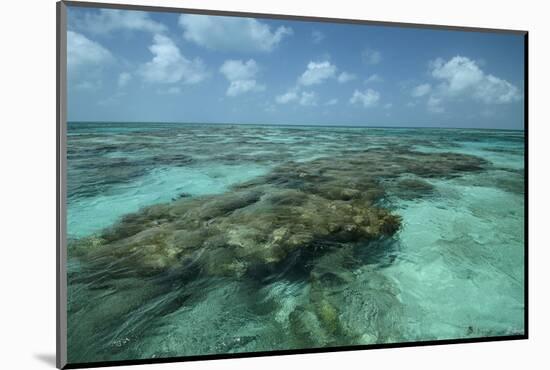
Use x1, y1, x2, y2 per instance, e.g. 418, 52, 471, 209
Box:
67, 121, 525, 131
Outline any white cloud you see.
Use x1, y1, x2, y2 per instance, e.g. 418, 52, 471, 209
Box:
430, 56, 521, 104
474, 75, 522, 104
350, 89, 380, 108
227, 80, 265, 96
299, 91, 318, 106
298, 61, 337, 86
219, 59, 259, 81
412, 83, 432, 97
278, 60, 341, 105
384, 103, 393, 109
276, 89, 299, 104
277, 61, 348, 104
312, 30, 325, 44
117, 72, 132, 88
362, 49, 382, 65
219, 59, 265, 96
67, 31, 112, 70
430, 57, 483, 95
179, 15, 292, 52
365, 74, 383, 83
413, 56, 522, 114
275, 89, 317, 106
139, 34, 207, 84
337, 72, 357, 83
326, 98, 338, 106
80, 9, 167, 35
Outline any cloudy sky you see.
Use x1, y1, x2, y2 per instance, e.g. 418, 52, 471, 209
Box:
67, 6, 525, 129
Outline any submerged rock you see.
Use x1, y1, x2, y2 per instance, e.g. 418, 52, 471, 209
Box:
67, 145, 492, 361
281, 245, 405, 347
393, 177, 436, 200
69, 147, 488, 279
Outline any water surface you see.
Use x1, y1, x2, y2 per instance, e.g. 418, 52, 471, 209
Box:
67, 123, 524, 363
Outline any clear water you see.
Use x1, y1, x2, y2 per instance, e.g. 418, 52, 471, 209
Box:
66, 122, 525, 363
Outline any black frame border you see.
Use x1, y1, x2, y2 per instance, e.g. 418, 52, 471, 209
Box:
56, 1, 529, 369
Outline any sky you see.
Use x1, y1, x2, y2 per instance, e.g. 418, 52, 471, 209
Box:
66, 5, 525, 129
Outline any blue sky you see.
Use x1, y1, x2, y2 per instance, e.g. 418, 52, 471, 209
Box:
67, 6, 525, 129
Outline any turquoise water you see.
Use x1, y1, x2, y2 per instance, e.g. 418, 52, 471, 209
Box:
66, 123, 525, 363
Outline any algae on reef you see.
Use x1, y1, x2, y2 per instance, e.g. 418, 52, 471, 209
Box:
67, 145, 492, 361
70, 147, 488, 279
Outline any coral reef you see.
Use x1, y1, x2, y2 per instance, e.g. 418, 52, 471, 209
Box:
70, 147, 488, 281
392, 177, 436, 200
65, 124, 524, 363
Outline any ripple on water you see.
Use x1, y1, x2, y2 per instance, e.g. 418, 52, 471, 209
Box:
66, 124, 525, 363
68, 163, 269, 238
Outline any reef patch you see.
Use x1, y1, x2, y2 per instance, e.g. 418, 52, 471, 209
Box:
70, 147, 488, 280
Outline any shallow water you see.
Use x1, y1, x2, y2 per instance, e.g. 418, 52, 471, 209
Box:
66, 123, 524, 363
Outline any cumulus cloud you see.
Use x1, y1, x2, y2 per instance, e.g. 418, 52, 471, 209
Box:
79, 9, 167, 35
219, 59, 259, 81
326, 98, 338, 106
275, 89, 317, 106
117, 72, 132, 88
276, 89, 299, 104
350, 88, 380, 108
219, 59, 265, 96
179, 15, 292, 52
337, 72, 357, 83
67, 31, 112, 70
362, 48, 382, 65
430, 57, 483, 94
139, 34, 207, 84
474, 75, 522, 104
430, 56, 521, 104
277, 61, 351, 105
365, 74, 383, 84
415, 56, 522, 114
299, 91, 318, 106
226, 80, 265, 96
298, 61, 337, 86
311, 30, 325, 44
411, 83, 432, 97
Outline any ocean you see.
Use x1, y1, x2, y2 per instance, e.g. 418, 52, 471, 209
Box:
66, 122, 525, 363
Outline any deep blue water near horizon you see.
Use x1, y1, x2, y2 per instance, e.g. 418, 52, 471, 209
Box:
66, 122, 525, 363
